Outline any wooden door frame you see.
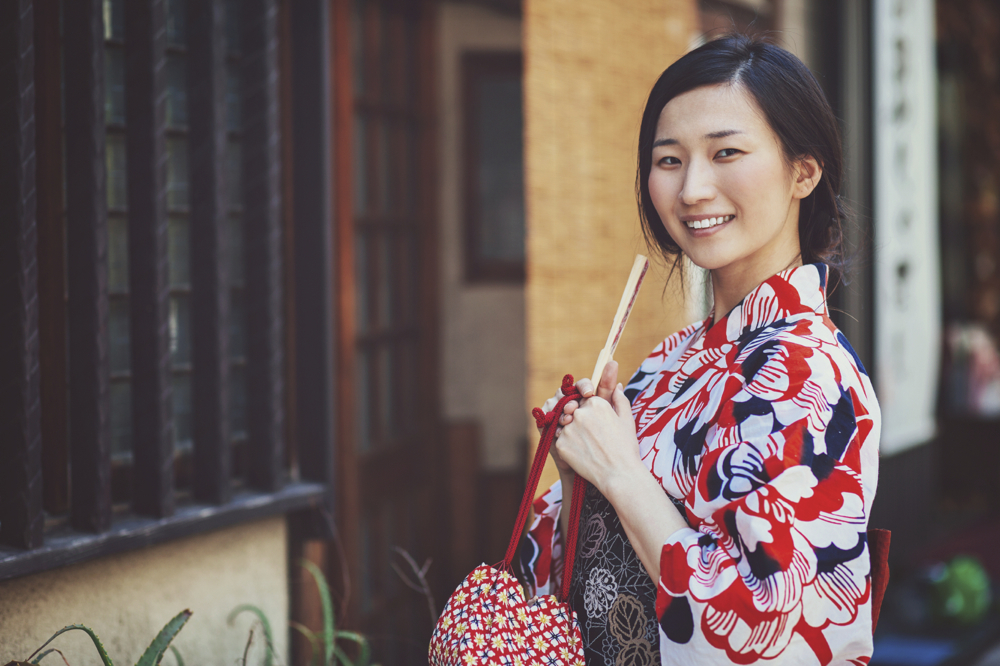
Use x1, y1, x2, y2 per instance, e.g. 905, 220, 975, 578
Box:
327, 0, 443, 634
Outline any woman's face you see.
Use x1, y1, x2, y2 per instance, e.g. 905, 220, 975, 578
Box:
648, 83, 818, 278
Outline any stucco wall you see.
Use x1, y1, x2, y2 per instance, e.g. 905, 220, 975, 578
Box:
0, 517, 288, 664
438, 2, 526, 471
523, 0, 699, 492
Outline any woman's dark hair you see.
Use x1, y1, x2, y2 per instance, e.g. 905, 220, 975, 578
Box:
636, 33, 849, 283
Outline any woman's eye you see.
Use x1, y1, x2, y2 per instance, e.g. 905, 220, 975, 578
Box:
658, 156, 680, 166
716, 148, 741, 158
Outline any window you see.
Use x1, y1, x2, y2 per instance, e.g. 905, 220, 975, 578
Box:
0, 0, 332, 580
462, 52, 525, 282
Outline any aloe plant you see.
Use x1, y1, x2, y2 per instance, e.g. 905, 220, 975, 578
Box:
19, 609, 191, 666
227, 604, 276, 666
228, 560, 377, 666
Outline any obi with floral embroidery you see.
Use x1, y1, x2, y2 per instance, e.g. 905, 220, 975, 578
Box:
517, 263, 880, 665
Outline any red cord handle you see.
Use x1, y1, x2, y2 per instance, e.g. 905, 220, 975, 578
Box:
503, 375, 588, 602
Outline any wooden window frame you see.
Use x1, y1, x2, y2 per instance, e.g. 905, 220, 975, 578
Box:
461, 51, 525, 284
0, 0, 336, 583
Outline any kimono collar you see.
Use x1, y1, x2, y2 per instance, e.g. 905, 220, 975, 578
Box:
705, 263, 830, 343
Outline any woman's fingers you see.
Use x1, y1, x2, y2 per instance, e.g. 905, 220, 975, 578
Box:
575, 377, 596, 398
596, 361, 619, 402
612, 383, 633, 426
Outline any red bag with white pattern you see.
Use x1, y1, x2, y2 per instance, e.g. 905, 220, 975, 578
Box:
429, 375, 588, 666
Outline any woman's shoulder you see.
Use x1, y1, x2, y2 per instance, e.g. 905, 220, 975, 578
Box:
743, 313, 878, 410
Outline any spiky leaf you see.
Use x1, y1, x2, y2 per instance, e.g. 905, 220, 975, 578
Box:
335, 632, 371, 666
26, 625, 113, 666
135, 610, 192, 666
28, 649, 69, 666
301, 560, 335, 665
331, 645, 353, 666
227, 605, 274, 666
290, 622, 320, 666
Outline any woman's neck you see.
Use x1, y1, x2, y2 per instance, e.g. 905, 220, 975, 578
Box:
711, 249, 804, 324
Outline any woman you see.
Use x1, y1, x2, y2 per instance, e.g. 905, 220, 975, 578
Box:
518, 34, 880, 665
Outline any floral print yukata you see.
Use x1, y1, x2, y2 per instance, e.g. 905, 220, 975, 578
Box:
517, 264, 880, 665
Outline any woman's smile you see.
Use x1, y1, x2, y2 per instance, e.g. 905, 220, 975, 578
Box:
682, 213, 735, 234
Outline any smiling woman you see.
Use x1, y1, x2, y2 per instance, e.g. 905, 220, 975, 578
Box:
517, 34, 880, 665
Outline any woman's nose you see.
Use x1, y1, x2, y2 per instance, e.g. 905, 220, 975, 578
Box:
679, 160, 716, 205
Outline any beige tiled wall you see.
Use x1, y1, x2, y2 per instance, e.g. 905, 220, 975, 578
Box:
524, 0, 700, 494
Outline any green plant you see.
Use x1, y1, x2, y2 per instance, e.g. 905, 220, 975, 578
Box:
228, 604, 276, 666
290, 560, 378, 666
13, 609, 191, 666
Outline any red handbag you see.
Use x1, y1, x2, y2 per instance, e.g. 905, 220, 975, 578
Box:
429, 375, 588, 665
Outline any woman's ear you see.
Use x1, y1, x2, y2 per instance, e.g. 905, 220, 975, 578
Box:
792, 155, 823, 200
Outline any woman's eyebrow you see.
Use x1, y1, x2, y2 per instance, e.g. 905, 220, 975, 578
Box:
705, 129, 744, 139
652, 129, 744, 148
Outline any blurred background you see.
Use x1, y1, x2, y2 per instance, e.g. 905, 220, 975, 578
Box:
0, 0, 998, 663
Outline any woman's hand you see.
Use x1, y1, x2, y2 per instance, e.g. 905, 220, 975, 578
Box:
554, 378, 644, 496
537, 362, 620, 473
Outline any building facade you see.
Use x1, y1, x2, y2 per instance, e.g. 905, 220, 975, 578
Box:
1, 0, 999, 663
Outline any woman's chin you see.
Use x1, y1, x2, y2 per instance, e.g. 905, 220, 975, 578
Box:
681, 250, 735, 273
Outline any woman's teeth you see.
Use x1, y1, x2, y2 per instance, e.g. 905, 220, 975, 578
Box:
686, 215, 734, 230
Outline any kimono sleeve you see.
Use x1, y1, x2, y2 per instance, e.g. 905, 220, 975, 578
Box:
515, 479, 565, 598
655, 343, 876, 664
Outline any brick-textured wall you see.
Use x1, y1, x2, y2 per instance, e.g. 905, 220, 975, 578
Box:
524, 0, 699, 494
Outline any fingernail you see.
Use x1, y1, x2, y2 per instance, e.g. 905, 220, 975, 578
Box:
617, 383, 623, 391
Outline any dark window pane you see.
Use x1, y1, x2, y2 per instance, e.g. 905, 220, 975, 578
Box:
374, 6, 387, 102
108, 216, 129, 293
476, 76, 524, 262
378, 120, 390, 212
352, 0, 366, 98
166, 55, 188, 128
377, 232, 393, 329
385, 14, 404, 106
165, 0, 186, 46
353, 115, 368, 214
403, 18, 418, 106
167, 138, 189, 210
106, 133, 127, 209
400, 340, 416, 432
169, 294, 191, 366
377, 344, 392, 441
403, 231, 418, 325
229, 215, 244, 285
173, 374, 192, 449
229, 288, 245, 359
103, 0, 124, 41
225, 0, 241, 53
227, 140, 242, 209
360, 512, 374, 612
109, 298, 131, 374
404, 127, 417, 211
357, 349, 370, 452
168, 215, 190, 288
105, 47, 125, 124
355, 233, 369, 334
230, 363, 246, 438
110, 381, 132, 458
226, 66, 241, 132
